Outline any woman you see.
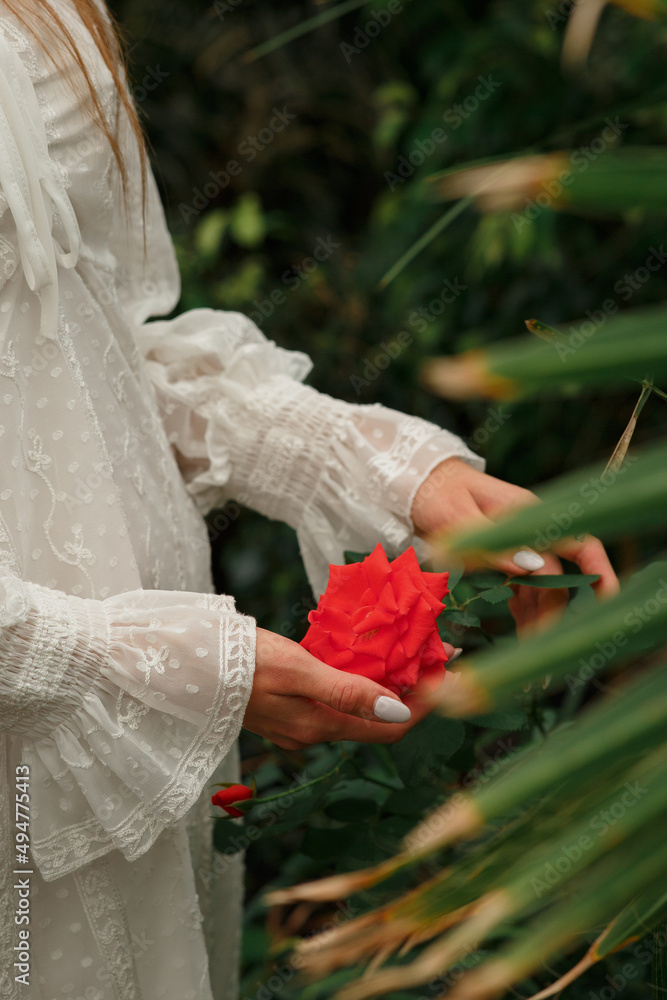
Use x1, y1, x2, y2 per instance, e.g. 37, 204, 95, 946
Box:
0, 2, 617, 998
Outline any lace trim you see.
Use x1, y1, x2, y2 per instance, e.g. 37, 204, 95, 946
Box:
74, 855, 142, 1000
364, 416, 484, 521
363, 409, 444, 494
28, 597, 255, 881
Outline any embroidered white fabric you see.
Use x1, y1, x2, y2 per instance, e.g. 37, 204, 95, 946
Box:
0, 2, 484, 999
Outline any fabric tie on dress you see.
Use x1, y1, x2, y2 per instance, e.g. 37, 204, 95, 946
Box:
0, 34, 80, 340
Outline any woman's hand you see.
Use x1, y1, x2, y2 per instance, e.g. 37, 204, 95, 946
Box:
243, 628, 455, 749
411, 457, 619, 634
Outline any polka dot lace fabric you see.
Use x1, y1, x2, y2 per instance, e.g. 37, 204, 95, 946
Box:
0, 2, 482, 999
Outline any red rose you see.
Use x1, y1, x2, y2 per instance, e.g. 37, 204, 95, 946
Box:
300, 544, 449, 695
211, 784, 253, 817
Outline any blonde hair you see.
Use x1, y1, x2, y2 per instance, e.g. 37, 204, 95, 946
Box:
2, 0, 147, 206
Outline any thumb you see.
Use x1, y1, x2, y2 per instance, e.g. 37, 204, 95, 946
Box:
295, 649, 412, 725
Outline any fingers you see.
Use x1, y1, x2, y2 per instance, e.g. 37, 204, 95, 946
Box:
290, 648, 412, 724
248, 692, 422, 747
250, 629, 437, 748
553, 533, 620, 598
507, 534, 619, 632
256, 630, 410, 724
410, 463, 618, 639
469, 477, 619, 599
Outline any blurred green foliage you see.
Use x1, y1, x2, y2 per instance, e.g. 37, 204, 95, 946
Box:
109, 0, 667, 996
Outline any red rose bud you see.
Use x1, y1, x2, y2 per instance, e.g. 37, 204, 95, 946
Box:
300, 544, 449, 695
211, 784, 253, 817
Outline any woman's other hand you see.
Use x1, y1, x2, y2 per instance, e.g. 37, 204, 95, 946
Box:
411, 457, 619, 635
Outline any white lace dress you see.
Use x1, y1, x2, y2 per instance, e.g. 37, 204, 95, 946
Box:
0, 4, 483, 999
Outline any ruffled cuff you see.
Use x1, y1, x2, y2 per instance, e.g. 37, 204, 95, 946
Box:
4, 581, 255, 881
138, 307, 484, 596
203, 378, 484, 596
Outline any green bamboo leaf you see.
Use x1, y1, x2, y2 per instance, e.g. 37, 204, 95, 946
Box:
332, 821, 667, 1000
453, 829, 667, 1000
438, 440, 667, 557
432, 148, 667, 218
468, 707, 528, 729
526, 885, 667, 1000
500, 751, 667, 904
474, 668, 667, 819
423, 302, 667, 401
282, 749, 666, 986
525, 318, 571, 346
594, 888, 667, 959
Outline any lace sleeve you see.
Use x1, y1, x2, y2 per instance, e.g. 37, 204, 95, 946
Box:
0, 571, 255, 882
137, 309, 484, 596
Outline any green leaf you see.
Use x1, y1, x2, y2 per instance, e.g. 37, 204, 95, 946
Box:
475, 585, 515, 603
443, 609, 481, 627
428, 302, 667, 401
325, 798, 381, 823
507, 574, 601, 589
390, 715, 465, 784
383, 785, 449, 817
300, 825, 359, 861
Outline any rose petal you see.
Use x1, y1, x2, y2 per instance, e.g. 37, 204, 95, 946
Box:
342, 655, 387, 683
361, 544, 391, 594
422, 569, 449, 602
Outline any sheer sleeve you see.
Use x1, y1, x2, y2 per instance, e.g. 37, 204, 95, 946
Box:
137, 309, 484, 596
0, 570, 255, 882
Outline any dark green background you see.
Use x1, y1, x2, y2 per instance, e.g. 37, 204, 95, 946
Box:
109, 2, 667, 995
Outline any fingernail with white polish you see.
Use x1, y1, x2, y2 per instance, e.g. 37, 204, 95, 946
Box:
448, 648, 463, 662
374, 696, 411, 723
513, 550, 545, 572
